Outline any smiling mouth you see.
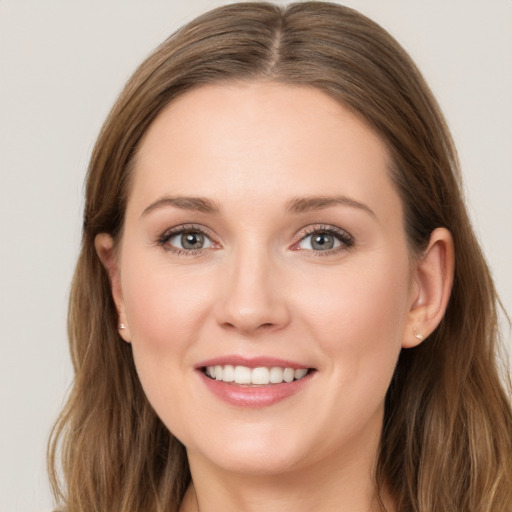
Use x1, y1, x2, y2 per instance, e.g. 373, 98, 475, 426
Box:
201, 365, 314, 386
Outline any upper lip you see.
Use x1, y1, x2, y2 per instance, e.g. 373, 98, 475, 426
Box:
195, 355, 314, 370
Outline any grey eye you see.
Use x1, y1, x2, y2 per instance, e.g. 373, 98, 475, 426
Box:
169, 231, 213, 251
299, 231, 341, 251
312, 233, 336, 250
182, 232, 204, 250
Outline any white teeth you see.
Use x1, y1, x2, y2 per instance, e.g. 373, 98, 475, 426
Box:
283, 368, 295, 383
251, 367, 270, 385
269, 367, 283, 383
234, 365, 251, 384
222, 364, 234, 382
294, 368, 308, 380
204, 365, 310, 385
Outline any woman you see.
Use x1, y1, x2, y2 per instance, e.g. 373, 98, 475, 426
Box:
48, 2, 512, 511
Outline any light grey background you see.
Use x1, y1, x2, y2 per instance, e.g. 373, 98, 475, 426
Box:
1, 1, 510, 511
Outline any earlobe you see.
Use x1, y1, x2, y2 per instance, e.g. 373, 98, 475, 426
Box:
94, 233, 131, 343
403, 227, 455, 348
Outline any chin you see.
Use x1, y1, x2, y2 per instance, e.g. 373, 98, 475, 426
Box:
198, 443, 307, 476
182, 418, 331, 477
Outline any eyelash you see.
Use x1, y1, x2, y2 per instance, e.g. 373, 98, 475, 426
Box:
291, 225, 354, 257
156, 224, 215, 256
156, 224, 354, 256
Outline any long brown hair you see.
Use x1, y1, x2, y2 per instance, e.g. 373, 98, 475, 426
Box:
48, 3, 512, 511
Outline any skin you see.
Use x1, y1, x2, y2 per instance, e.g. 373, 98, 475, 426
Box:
96, 82, 454, 512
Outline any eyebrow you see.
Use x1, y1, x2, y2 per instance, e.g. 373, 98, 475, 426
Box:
140, 194, 375, 219
141, 196, 221, 217
285, 196, 376, 218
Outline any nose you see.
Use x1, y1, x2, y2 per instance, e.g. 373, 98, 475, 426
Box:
214, 246, 291, 335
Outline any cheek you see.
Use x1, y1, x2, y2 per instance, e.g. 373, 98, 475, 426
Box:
297, 252, 411, 384
282, 254, 411, 442
119, 256, 214, 435
307, 249, 410, 333
119, 253, 217, 417
122, 260, 210, 352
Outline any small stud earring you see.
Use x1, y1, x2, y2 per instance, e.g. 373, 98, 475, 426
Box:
119, 323, 127, 330
414, 328, 424, 341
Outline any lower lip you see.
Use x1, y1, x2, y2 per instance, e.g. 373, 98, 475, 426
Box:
198, 371, 314, 408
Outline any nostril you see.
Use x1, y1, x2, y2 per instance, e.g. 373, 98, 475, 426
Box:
220, 320, 278, 331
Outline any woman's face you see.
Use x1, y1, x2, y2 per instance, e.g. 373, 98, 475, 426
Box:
107, 82, 421, 475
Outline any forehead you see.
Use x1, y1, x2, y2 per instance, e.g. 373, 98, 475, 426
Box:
129, 82, 401, 223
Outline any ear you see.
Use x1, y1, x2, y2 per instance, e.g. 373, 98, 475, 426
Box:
403, 227, 454, 348
95, 233, 131, 343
